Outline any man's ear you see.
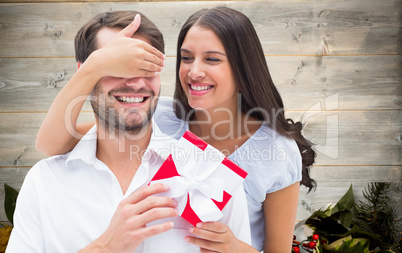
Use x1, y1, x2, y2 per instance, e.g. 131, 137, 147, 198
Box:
77, 61, 82, 69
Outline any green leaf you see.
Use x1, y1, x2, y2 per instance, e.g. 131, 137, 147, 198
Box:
339, 211, 353, 228
328, 184, 356, 216
341, 225, 397, 250
369, 250, 396, 253
4, 183, 18, 226
323, 235, 369, 253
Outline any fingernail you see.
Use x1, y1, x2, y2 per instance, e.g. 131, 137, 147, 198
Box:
189, 227, 194, 233
163, 54, 166, 60
169, 222, 174, 228
196, 223, 202, 228
163, 61, 166, 67
185, 236, 190, 242
175, 209, 180, 216
160, 67, 164, 72
163, 184, 169, 190
172, 199, 178, 207
154, 72, 159, 76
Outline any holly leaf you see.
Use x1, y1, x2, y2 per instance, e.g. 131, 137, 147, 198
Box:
305, 215, 349, 238
323, 235, 369, 253
325, 184, 355, 217
340, 225, 396, 250
4, 183, 18, 226
339, 210, 353, 228
368, 250, 396, 253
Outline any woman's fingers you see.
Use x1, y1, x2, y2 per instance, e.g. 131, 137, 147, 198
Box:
186, 222, 236, 252
189, 226, 224, 242
186, 236, 221, 252
196, 222, 228, 233
143, 42, 165, 65
119, 14, 141, 38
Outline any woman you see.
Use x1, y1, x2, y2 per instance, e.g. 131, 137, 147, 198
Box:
36, 7, 315, 252
156, 7, 316, 252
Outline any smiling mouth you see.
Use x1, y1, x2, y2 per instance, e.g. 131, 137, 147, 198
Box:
189, 84, 213, 91
115, 96, 147, 104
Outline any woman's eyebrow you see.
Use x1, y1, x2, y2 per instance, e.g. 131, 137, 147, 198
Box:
180, 48, 226, 56
180, 48, 191, 53
205, 50, 226, 56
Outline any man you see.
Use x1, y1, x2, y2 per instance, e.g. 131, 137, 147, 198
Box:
7, 11, 250, 252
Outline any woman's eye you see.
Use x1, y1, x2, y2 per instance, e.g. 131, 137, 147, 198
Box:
207, 57, 221, 62
180, 55, 192, 62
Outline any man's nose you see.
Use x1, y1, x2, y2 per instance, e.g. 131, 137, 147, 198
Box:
125, 77, 146, 87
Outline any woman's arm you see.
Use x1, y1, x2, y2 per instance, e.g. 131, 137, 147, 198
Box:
263, 182, 300, 253
36, 15, 165, 156
35, 61, 101, 156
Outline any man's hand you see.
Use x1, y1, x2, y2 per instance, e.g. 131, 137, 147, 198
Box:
84, 14, 165, 80
185, 222, 258, 253
80, 183, 178, 253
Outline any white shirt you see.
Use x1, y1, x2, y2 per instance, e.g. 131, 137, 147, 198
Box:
154, 97, 302, 251
7, 122, 251, 253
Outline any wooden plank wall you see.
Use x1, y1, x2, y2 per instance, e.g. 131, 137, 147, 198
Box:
0, 0, 401, 224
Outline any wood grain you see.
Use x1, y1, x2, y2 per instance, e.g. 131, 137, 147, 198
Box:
0, 0, 401, 224
0, 110, 400, 166
0, 0, 400, 57
0, 55, 400, 111
0, 165, 399, 221
297, 180, 402, 220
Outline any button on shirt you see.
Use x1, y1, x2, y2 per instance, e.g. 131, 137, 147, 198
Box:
7, 123, 251, 253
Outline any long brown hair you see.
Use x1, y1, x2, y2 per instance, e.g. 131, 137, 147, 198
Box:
174, 7, 316, 191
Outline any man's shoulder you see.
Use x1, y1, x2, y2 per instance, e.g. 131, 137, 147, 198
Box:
29, 153, 70, 175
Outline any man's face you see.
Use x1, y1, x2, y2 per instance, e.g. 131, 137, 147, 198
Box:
90, 27, 161, 136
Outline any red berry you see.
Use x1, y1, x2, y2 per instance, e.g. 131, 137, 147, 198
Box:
312, 234, 319, 241
293, 246, 300, 253
309, 241, 316, 248
293, 235, 296, 240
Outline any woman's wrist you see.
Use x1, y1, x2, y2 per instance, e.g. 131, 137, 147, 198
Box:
78, 50, 106, 85
235, 239, 259, 253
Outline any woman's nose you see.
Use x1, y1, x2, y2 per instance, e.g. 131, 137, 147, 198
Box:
188, 60, 206, 80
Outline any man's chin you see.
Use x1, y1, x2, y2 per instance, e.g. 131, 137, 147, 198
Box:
121, 112, 153, 136
121, 123, 152, 140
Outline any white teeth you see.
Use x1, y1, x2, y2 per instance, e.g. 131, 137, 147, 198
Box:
191, 85, 211, 91
116, 96, 145, 103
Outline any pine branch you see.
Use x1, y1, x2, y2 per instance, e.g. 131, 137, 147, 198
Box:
356, 182, 401, 250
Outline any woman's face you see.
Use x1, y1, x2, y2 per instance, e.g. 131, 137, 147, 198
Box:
179, 25, 238, 113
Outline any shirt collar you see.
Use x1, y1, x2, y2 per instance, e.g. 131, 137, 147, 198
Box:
65, 119, 177, 167
65, 125, 98, 166
144, 120, 177, 161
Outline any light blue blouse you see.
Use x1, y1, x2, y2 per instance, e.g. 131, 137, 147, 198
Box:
154, 97, 302, 251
